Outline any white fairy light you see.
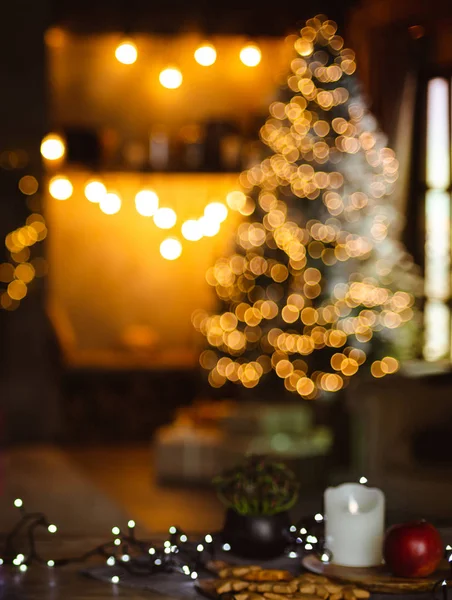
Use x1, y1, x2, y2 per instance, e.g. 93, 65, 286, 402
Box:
300, 528, 307, 534
182, 565, 191, 575
205, 534, 213, 544
289, 525, 297, 533
111, 575, 119, 584
48, 524, 57, 534
191, 571, 198, 580
447, 545, 452, 550
154, 558, 162, 566
289, 551, 297, 558
121, 554, 130, 562
197, 544, 204, 552
114, 539, 121, 546
180, 534, 188, 543
0, 559, 3, 565
19, 564, 27, 573
14, 499, 23, 508
16, 554, 25, 564
359, 476, 368, 484
321, 553, 330, 563
47, 560, 55, 567
107, 557, 115, 566
314, 513, 324, 522
112, 527, 120, 535
222, 543, 231, 551
169, 526, 177, 534
164, 548, 171, 554
305, 543, 313, 550
148, 548, 156, 555
307, 535, 318, 543
127, 520, 136, 529
164, 541, 171, 548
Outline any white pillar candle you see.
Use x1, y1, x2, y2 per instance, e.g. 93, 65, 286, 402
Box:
324, 483, 385, 567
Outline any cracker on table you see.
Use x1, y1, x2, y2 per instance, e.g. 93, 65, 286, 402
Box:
243, 570, 293, 582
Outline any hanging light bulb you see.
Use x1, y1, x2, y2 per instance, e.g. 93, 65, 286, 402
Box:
199, 216, 220, 237
100, 193, 121, 215
160, 238, 182, 260
115, 40, 138, 65
194, 43, 217, 66
182, 219, 203, 241
135, 190, 159, 217
159, 67, 183, 89
84, 180, 107, 203
154, 207, 177, 229
204, 202, 228, 223
49, 176, 73, 200
240, 43, 262, 67
40, 134, 65, 161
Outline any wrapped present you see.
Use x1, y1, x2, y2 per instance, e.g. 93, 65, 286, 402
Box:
153, 422, 223, 484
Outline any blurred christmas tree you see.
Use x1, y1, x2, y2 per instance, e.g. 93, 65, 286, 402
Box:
193, 15, 422, 400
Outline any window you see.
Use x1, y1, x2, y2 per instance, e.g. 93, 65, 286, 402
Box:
424, 77, 451, 361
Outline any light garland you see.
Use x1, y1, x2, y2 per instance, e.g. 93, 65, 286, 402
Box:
1, 497, 338, 581
45, 174, 235, 260
194, 14, 422, 398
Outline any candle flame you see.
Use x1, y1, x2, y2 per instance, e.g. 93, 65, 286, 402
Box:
348, 495, 359, 514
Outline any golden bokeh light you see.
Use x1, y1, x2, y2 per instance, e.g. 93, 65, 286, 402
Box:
135, 189, 159, 217
204, 202, 228, 223
19, 176, 39, 196
182, 219, 203, 242
99, 192, 121, 215
14, 263, 35, 283
226, 190, 247, 211
240, 44, 262, 67
160, 237, 182, 261
199, 216, 220, 237
115, 41, 138, 65
40, 134, 65, 161
49, 176, 73, 200
153, 207, 177, 229
194, 43, 217, 66
84, 180, 107, 203
159, 67, 183, 89
7, 279, 27, 301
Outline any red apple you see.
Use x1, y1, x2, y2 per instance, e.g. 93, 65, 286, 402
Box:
383, 520, 443, 578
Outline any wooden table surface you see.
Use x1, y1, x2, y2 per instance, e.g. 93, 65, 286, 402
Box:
0, 537, 171, 600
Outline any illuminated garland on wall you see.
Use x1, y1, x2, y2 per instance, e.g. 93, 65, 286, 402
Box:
194, 15, 422, 399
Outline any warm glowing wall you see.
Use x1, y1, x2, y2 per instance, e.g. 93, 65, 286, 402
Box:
46, 172, 242, 368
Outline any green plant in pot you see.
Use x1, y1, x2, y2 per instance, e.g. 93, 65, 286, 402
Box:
213, 455, 299, 559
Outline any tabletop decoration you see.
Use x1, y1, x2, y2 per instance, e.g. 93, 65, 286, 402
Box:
214, 456, 300, 559
384, 521, 443, 578
1, 495, 328, 587
325, 483, 385, 567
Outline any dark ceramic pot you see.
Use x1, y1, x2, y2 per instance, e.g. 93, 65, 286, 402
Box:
222, 509, 291, 559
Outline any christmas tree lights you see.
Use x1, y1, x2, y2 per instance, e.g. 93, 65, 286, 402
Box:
194, 15, 421, 399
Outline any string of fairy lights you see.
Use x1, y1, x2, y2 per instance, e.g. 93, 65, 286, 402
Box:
194, 16, 421, 399
3, 497, 330, 583
112, 39, 263, 89
42, 134, 237, 261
